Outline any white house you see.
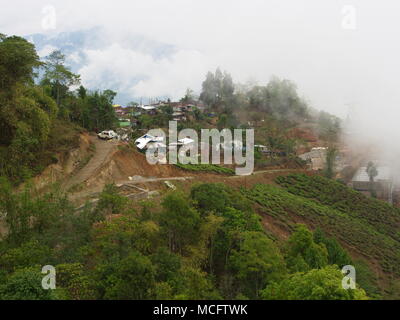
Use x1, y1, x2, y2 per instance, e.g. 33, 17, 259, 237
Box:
135, 134, 164, 150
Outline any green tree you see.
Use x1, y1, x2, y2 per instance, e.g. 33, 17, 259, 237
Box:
77, 85, 87, 99
192, 107, 204, 121
85, 90, 118, 131
94, 183, 130, 218
261, 265, 368, 300
138, 114, 154, 129
190, 183, 230, 215
180, 88, 195, 104
266, 76, 308, 118
285, 224, 328, 272
366, 161, 378, 198
56, 263, 96, 300
0, 241, 52, 274
0, 36, 58, 182
200, 68, 235, 108
0, 178, 31, 245
150, 247, 182, 284
229, 231, 286, 299
43, 50, 80, 108
324, 147, 337, 179
154, 282, 174, 299
217, 114, 228, 130
185, 213, 224, 272
88, 214, 159, 263
313, 228, 352, 267
221, 71, 234, 100
175, 266, 221, 300
159, 192, 201, 253
0, 35, 41, 91
0, 267, 58, 300
103, 251, 156, 300
318, 111, 341, 142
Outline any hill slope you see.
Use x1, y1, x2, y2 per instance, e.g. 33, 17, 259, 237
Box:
243, 174, 400, 297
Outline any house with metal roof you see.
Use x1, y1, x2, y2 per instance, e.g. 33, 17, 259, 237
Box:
350, 165, 392, 198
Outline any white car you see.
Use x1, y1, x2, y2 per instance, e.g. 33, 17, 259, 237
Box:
98, 130, 117, 140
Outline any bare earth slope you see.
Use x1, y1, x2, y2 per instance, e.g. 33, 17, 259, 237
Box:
62, 136, 119, 191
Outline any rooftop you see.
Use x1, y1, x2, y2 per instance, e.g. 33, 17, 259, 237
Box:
352, 166, 392, 182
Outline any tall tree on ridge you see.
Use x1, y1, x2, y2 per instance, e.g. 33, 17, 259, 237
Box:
43, 50, 80, 108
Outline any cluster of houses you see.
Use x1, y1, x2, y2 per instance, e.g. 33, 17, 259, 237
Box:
112, 101, 205, 127
296, 145, 398, 203
113, 102, 359, 177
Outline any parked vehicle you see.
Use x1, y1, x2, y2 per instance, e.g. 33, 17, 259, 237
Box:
98, 130, 117, 140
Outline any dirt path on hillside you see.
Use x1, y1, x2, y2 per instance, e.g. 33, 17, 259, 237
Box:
228, 168, 305, 179
63, 136, 119, 191
62, 136, 308, 205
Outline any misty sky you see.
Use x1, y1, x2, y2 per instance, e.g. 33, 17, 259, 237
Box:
1, 0, 400, 127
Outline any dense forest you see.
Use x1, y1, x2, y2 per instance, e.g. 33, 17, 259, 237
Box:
0, 177, 370, 300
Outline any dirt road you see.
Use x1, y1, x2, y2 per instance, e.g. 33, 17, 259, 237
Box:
63, 136, 119, 191
62, 134, 307, 205
228, 168, 305, 178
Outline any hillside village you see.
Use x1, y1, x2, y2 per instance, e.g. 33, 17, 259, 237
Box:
113, 101, 205, 124
106, 98, 399, 207
1, 32, 400, 301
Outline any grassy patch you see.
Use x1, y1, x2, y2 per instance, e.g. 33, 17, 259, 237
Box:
174, 163, 235, 175
45, 120, 84, 153
35, 120, 84, 172
68, 182, 86, 193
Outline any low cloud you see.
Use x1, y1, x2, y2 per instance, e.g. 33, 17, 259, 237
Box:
3, 0, 400, 120
78, 43, 211, 101
37, 44, 58, 57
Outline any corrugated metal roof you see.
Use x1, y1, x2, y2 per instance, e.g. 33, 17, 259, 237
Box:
351, 166, 391, 182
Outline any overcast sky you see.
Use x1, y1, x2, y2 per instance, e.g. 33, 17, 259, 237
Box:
1, 0, 400, 125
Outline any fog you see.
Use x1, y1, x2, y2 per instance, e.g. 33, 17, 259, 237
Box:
1, 0, 400, 166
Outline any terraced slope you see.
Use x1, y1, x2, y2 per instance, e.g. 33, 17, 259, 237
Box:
242, 174, 400, 295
